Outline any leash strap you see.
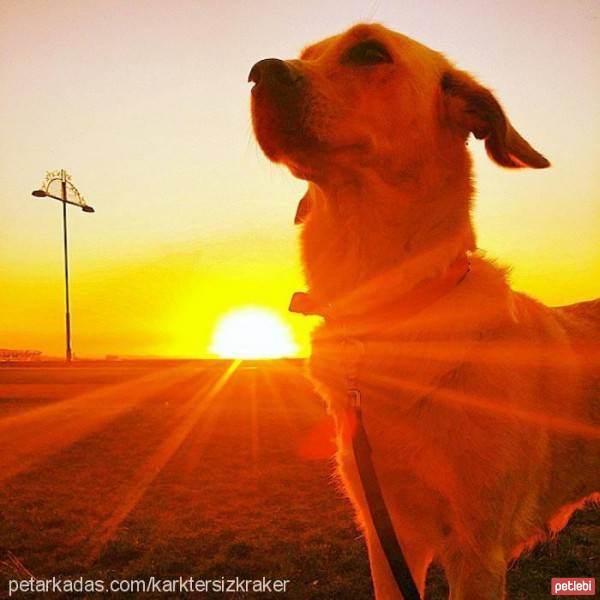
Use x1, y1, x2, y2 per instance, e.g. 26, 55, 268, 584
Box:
348, 396, 421, 600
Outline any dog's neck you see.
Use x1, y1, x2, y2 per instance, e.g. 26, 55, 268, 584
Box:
299, 162, 476, 309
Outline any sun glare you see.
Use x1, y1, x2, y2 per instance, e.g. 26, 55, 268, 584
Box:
209, 307, 298, 359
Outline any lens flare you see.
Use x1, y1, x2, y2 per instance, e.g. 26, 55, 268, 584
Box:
209, 307, 298, 359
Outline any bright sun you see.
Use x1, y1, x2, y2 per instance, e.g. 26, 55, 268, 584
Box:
209, 307, 298, 359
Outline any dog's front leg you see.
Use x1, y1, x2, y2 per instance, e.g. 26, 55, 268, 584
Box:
443, 549, 506, 600
336, 443, 431, 599
334, 421, 432, 599
363, 525, 432, 600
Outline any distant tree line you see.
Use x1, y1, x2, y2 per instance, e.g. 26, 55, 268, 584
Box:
0, 349, 42, 361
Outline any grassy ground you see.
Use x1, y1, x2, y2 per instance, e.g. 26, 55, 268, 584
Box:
0, 361, 597, 599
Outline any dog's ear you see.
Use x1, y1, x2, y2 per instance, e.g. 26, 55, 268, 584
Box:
442, 69, 550, 169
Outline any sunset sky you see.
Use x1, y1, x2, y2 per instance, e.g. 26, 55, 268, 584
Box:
1, 0, 599, 358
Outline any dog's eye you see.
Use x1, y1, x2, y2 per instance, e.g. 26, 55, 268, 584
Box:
343, 40, 392, 66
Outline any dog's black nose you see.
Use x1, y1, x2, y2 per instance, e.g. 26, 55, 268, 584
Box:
248, 58, 301, 91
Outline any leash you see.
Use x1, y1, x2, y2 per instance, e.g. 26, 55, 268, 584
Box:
290, 198, 471, 598
350, 395, 422, 600
343, 337, 422, 600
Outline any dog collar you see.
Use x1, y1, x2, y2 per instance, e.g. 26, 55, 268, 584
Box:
289, 253, 471, 323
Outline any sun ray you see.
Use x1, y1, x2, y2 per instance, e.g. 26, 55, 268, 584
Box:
310, 309, 600, 441
249, 368, 260, 473
87, 360, 241, 563
259, 366, 299, 439
315, 357, 600, 439
0, 365, 197, 485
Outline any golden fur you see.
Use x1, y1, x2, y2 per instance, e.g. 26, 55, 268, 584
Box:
249, 23, 600, 599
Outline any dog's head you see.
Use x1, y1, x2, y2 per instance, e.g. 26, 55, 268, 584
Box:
249, 23, 549, 184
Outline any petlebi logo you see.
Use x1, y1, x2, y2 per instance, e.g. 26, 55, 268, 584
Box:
551, 578, 595, 596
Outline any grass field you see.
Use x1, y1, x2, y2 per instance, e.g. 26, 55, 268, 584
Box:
0, 361, 597, 599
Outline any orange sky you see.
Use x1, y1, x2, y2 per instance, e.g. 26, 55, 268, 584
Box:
1, 0, 599, 358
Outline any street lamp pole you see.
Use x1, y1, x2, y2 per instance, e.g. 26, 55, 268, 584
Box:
32, 169, 95, 363
60, 172, 72, 361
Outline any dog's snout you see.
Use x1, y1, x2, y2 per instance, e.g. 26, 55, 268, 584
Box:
249, 56, 309, 160
248, 58, 302, 92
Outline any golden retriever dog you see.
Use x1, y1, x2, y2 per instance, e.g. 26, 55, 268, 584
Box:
249, 24, 600, 599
